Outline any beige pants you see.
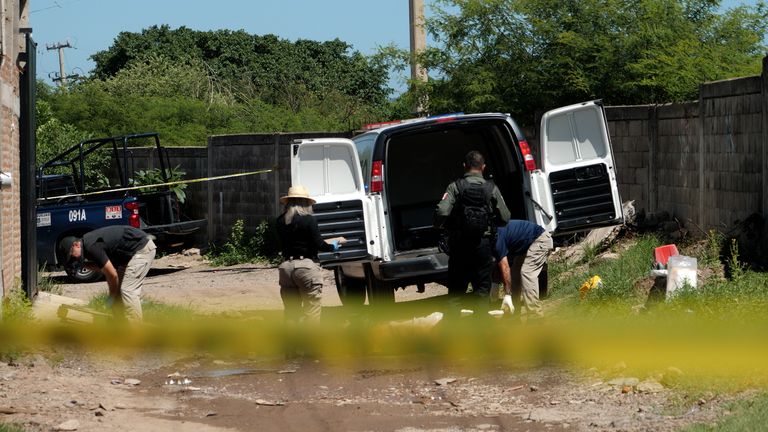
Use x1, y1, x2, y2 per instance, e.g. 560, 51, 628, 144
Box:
116, 239, 156, 322
278, 258, 324, 323
510, 232, 552, 317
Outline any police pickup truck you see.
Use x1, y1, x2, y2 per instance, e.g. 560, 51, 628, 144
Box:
37, 133, 205, 282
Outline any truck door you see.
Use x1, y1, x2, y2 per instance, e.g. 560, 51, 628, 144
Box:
533, 100, 624, 233
291, 138, 380, 264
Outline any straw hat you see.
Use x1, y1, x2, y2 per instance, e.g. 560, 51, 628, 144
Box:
280, 185, 316, 204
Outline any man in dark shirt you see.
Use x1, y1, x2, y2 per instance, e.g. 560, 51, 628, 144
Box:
494, 219, 553, 318
276, 185, 345, 323
59, 226, 156, 322
434, 151, 511, 314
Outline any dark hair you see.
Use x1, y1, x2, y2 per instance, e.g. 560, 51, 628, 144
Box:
464, 151, 485, 169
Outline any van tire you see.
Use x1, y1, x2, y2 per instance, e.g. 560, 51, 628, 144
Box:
334, 268, 366, 306
364, 264, 395, 305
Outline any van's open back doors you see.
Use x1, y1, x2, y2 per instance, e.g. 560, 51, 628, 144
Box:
530, 101, 624, 233
291, 138, 380, 264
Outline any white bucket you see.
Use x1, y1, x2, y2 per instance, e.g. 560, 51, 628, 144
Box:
666, 255, 697, 300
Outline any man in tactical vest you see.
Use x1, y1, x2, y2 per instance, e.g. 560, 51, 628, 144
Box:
434, 151, 511, 314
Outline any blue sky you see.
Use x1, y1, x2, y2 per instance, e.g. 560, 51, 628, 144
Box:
31, 0, 761, 90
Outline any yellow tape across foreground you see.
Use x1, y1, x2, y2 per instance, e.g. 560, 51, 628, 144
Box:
41, 167, 276, 201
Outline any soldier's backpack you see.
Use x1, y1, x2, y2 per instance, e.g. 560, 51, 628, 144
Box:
452, 178, 495, 238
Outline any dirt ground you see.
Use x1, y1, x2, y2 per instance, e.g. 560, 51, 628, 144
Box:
1, 253, 734, 431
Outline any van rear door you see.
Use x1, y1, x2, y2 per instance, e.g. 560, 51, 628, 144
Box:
291, 138, 380, 263
536, 100, 624, 233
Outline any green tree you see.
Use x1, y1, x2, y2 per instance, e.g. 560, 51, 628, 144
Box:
90, 25, 390, 110
404, 0, 768, 124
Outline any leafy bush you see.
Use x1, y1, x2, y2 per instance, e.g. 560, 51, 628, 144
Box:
130, 165, 188, 203
206, 219, 279, 266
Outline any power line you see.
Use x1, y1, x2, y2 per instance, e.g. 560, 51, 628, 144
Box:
31, 0, 84, 14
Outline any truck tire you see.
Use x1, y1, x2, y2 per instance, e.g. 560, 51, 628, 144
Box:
334, 268, 367, 307
65, 266, 103, 283
364, 264, 395, 305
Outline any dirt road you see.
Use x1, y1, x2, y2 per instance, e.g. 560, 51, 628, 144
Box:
1, 255, 729, 431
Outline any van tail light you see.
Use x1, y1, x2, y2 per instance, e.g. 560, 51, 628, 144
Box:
370, 160, 383, 193
518, 140, 537, 171
124, 201, 141, 228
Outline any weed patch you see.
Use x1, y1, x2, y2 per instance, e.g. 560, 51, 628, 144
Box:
88, 293, 197, 323
682, 393, 768, 432
206, 219, 279, 266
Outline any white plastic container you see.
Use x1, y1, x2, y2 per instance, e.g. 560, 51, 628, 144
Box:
666, 255, 697, 299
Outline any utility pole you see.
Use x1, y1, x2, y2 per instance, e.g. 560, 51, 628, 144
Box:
409, 0, 428, 114
46, 41, 73, 87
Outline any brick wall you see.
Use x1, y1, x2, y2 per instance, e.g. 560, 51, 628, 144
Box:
0, 0, 25, 301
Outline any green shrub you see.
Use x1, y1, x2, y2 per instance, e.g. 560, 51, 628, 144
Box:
206, 219, 279, 266
130, 165, 188, 203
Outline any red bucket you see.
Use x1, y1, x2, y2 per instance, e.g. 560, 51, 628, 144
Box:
654, 244, 679, 266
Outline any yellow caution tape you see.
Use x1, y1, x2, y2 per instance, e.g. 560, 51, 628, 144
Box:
40, 167, 276, 201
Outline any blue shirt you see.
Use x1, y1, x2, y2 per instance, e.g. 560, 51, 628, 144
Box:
495, 220, 545, 258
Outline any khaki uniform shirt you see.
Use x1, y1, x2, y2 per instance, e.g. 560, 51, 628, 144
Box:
434, 172, 511, 233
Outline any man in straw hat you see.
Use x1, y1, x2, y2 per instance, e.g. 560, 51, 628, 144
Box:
276, 185, 346, 323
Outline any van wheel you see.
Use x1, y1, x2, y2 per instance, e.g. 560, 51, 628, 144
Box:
65, 266, 103, 283
334, 268, 366, 307
364, 264, 395, 305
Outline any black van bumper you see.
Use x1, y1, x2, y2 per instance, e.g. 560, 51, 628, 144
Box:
378, 253, 449, 281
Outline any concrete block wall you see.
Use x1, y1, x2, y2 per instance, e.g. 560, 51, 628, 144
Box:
605, 106, 653, 212
601, 57, 768, 232
655, 103, 699, 221
700, 78, 763, 228
206, 132, 352, 243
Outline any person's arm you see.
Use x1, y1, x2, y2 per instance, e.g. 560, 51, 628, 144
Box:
308, 217, 337, 252
433, 182, 457, 229
492, 186, 511, 225
498, 255, 512, 295
101, 260, 120, 299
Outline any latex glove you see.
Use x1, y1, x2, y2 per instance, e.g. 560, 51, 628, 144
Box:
330, 240, 340, 251
501, 294, 515, 314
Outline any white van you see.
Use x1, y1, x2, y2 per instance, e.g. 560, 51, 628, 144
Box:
290, 101, 623, 304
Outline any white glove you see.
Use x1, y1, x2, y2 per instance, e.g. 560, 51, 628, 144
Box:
501, 294, 515, 314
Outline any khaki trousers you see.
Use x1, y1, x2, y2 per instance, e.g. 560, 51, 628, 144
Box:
278, 258, 324, 323
510, 232, 552, 317
116, 239, 156, 322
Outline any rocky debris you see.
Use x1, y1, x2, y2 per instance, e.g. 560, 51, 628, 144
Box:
205, 411, 217, 417
529, 385, 539, 392
124, 378, 141, 386
254, 399, 284, 406
95, 410, 104, 417
54, 419, 80, 431
277, 369, 297, 374
608, 377, 639, 387
562, 201, 636, 264
637, 381, 665, 394
434, 377, 457, 386
110, 379, 122, 385
182, 248, 201, 257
